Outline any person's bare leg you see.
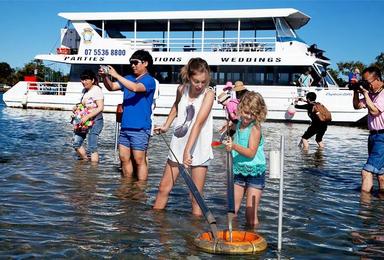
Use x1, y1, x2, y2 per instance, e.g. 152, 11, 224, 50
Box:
361, 170, 373, 193
190, 166, 208, 216
90, 152, 99, 162
378, 174, 384, 192
317, 141, 325, 148
75, 146, 88, 160
132, 149, 148, 181
153, 161, 179, 210
234, 184, 245, 215
119, 145, 133, 178
245, 188, 263, 227
301, 138, 309, 150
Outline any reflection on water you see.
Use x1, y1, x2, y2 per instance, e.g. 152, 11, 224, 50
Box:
1, 94, 383, 259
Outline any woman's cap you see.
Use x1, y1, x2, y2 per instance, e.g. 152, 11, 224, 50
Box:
218, 92, 230, 104
233, 81, 245, 91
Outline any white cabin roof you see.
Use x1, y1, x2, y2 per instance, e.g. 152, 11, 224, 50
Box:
59, 8, 310, 29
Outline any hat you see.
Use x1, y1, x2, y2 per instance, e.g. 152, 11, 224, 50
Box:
233, 81, 245, 91
223, 81, 233, 91
218, 92, 230, 104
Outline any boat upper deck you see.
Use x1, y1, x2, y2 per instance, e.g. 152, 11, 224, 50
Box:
59, 8, 310, 29
55, 8, 310, 53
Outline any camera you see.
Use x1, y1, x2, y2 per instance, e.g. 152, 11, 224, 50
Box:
100, 65, 109, 74
348, 79, 370, 91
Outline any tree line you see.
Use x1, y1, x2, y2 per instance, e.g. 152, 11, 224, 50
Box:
0, 60, 68, 86
0, 53, 383, 87
328, 52, 384, 87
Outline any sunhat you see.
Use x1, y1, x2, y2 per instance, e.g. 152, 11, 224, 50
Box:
233, 81, 245, 91
218, 92, 230, 104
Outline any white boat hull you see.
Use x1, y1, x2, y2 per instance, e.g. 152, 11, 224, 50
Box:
3, 81, 367, 124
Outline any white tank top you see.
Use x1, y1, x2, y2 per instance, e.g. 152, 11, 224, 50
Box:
168, 85, 213, 166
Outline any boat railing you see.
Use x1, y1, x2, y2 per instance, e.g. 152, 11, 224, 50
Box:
108, 36, 276, 52
27, 82, 68, 96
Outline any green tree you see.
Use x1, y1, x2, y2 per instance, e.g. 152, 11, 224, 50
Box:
327, 68, 345, 87
371, 52, 384, 73
15, 60, 68, 82
0, 62, 15, 85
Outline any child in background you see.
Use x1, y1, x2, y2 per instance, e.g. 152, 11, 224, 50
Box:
217, 91, 238, 140
224, 91, 267, 226
348, 67, 361, 84
233, 80, 248, 101
218, 91, 239, 123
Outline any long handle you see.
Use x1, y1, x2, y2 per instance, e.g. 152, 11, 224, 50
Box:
226, 150, 235, 213
177, 164, 218, 240
225, 118, 235, 242
159, 134, 218, 240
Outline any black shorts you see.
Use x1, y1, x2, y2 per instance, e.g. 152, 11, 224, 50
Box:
302, 123, 328, 142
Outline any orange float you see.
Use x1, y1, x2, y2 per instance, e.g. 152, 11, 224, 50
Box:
194, 230, 267, 254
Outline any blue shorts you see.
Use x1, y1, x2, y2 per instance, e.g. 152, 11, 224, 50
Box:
119, 128, 151, 151
363, 133, 384, 175
73, 117, 104, 153
234, 173, 266, 190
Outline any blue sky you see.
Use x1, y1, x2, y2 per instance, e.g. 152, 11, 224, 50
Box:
0, 0, 383, 71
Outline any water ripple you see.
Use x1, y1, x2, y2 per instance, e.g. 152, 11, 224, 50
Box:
1, 95, 383, 258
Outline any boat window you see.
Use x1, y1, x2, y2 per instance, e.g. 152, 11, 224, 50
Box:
154, 65, 183, 83
211, 65, 308, 86
314, 63, 337, 88
69, 64, 133, 82
274, 17, 305, 43
69, 65, 100, 82
69, 64, 312, 86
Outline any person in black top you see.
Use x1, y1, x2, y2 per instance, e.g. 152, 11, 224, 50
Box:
294, 92, 328, 149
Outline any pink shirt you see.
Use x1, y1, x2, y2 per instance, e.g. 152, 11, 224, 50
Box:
360, 90, 384, 130
226, 98, 239, 121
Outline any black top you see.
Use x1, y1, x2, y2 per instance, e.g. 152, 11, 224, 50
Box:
295, 103, 322, 124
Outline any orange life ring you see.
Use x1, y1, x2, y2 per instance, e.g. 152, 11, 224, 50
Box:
194, 230, 267, 254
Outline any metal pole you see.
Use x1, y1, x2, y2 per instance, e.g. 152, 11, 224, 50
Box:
114, 122, 120, 159
277, 135, 284, 252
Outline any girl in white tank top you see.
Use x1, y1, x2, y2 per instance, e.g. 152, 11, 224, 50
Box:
168, 84, 213, 165
153, 58, 214, 216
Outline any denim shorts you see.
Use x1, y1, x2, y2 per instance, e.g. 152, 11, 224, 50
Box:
363, 133, 384, 175
119, 128, 151, 151
234, 173, 266, 190
73, 117, 104, 153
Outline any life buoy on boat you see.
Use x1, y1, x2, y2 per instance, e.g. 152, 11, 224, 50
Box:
194, 230, 267, 254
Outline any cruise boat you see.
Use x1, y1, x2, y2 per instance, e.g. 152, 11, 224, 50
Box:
3, 8, 367, 124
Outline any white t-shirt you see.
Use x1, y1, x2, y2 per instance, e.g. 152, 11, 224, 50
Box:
81, 85, 104, 118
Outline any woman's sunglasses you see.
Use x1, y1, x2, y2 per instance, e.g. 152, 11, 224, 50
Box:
130, 59, 143, 66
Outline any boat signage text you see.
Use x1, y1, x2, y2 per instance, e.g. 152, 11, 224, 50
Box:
84, 49, 127, 56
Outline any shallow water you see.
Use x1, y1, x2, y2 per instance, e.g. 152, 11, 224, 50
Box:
1, 93, 383, 259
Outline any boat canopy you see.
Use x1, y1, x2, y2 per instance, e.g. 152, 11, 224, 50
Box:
59, 8, 310, 31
